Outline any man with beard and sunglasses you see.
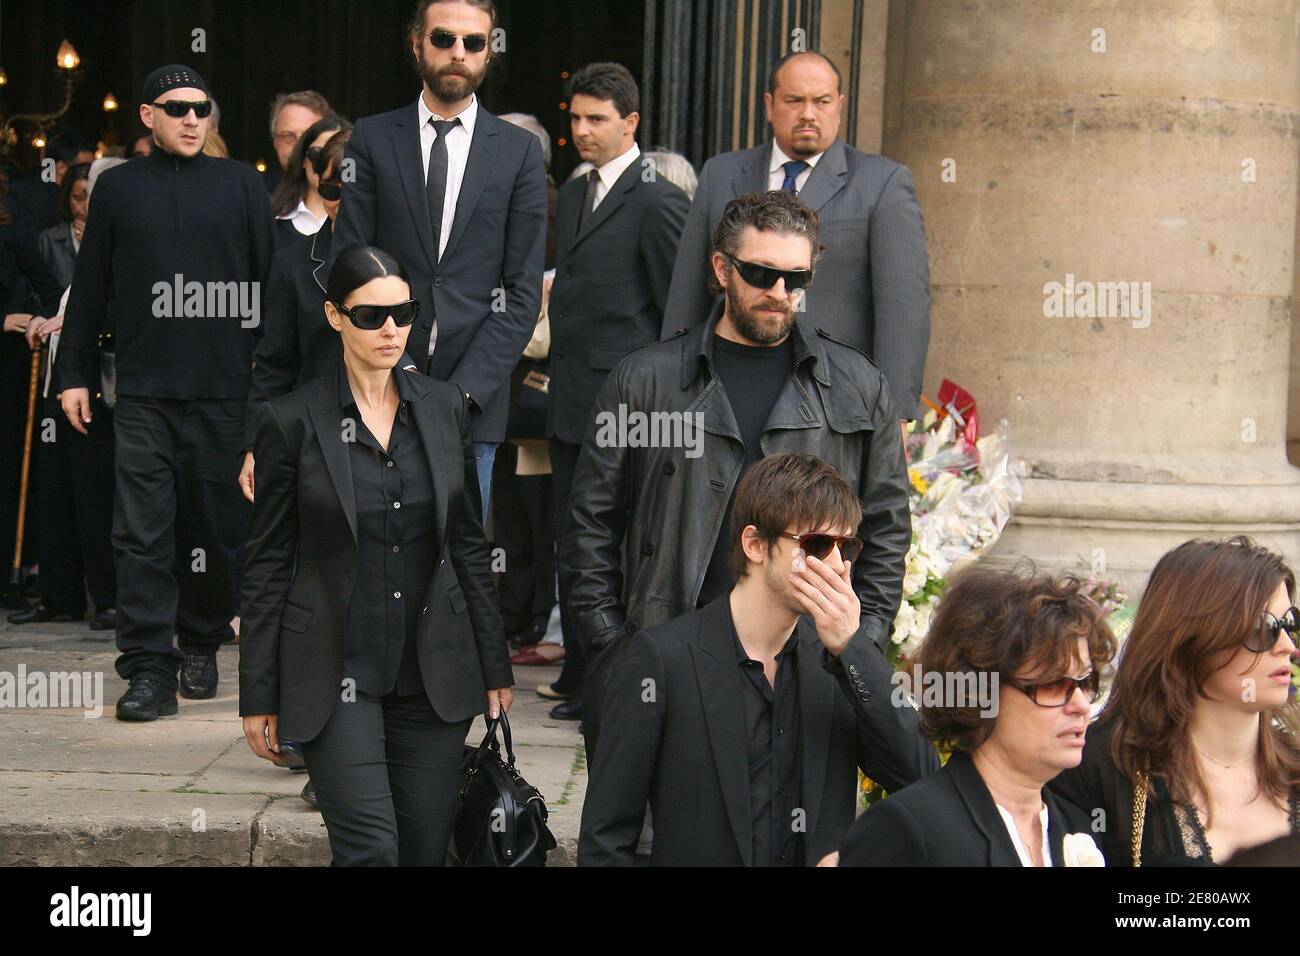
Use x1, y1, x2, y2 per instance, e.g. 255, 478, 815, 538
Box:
663, 51, 931, 435
56, 65, 275, 719
561, 189, 914, 763
579, 452, 938, 866
331, 0, 547, 521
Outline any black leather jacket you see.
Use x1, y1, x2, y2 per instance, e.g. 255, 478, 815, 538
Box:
560, 311, 912, 653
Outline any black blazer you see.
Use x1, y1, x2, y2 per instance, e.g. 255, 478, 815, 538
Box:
330, 100, 548, 444
238, 365, 512, 742
37, 220, 77, 291
546, 155, 689, 443
578, 595, 939, 866
244, 224, 334, 449
840, 750, 1096, 866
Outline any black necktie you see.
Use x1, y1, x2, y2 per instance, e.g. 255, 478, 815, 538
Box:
426, 117, 460, 261
578, 168, 599, 230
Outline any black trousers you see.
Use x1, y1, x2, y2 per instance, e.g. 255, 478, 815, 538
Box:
490, 441, 555, 635
36, 391, 116, 615
302, 690, 471, 866
549, 437, 585, 696
112, 397, 246, 688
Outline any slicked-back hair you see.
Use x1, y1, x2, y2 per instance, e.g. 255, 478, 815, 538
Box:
567, 62, 640, 118
710, 190, 822, 293
729, 452, 862, 582
917, 563, 1118, 755
767, 50, 843, 95
268, 90, 332, 137
327, 246, 411, 307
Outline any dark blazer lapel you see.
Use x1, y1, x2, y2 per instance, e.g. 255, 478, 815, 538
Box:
556, 177, 585, 255
795, 620, 834, 850
392, 103, 439, 269
795, 140, 848, 213
1045, 790, 1076, 867
309, 222, 332, 294
689, 597, 754, 865
947, 752, 1022, 866
307, 376, 358, 545
571, 155, 640, 249
404, 372, 449, 546
441, 108, 502, 262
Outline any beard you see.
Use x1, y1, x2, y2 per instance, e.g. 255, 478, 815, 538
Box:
419, 53, 487, 102
725, 277, 796, 345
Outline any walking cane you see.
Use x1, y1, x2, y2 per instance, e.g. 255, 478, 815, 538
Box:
8, 338, 43, 597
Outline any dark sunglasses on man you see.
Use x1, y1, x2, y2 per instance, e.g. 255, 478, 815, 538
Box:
151, 99, 212, 119
429, 28, 489, 53
1250, 605, 1300, 653
780, 530, 863, 565
724, 252, 812, 292
332, 299, 420, 331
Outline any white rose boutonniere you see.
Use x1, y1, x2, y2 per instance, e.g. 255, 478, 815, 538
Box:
1062, 832, 1105, 867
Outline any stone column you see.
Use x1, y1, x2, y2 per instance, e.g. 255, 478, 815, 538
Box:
883, 0, 1300, 593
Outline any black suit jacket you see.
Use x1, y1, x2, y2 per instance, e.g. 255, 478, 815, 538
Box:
839, 750, 1097, 866
238, 365, 512, 742
547, 154, 688, 443
330, 99, 548, 443
578, 595, 939, 866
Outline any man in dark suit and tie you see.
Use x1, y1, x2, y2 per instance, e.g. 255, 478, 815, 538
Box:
663, 50, 931, 424
541, 62, 689, 721
331, 0, 547, 517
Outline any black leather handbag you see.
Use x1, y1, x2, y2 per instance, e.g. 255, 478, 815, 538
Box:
451, 710, 557, 866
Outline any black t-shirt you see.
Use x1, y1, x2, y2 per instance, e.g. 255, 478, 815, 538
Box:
697, 334, 795, 605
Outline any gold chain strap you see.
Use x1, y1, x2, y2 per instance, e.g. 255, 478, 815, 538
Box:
1131, 769, 1149, 867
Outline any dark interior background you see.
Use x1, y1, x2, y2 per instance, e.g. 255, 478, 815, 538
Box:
0, 0, 646, 182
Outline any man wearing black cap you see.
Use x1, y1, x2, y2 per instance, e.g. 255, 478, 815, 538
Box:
57, 65, 276, 720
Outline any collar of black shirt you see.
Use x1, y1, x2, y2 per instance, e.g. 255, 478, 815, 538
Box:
336, 356, 414, 422
729, 605, 800, 666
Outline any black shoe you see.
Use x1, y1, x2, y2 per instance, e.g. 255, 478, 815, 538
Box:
179, 651, 218, 699
6, 602, 77, 625
300, 779, 318, 810
88, 608, 117, 631
278, 739, 308, 772
549, 699, 583, 721
115, 677, 178, 721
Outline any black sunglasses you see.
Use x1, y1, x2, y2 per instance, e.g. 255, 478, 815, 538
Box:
332, 299, 419, 331
724, 253, 812, 292
1250, 606, 1300, 653
430, 29, 489, 53
305, 145, 323, 166
780, 531, 863, 565
151, 99, 212, 119
1012, 670, 1101, 707
317, 180, 342, 202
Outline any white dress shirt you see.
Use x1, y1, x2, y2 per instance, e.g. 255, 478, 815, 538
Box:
276, 200, 326, 237
590, 142, 641, 209
418, 91, 478, 261
768, 142, 823, 193
995, 803, 1052, 867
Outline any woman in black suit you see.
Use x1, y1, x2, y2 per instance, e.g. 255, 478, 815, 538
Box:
239, 245, 513, 866
1051, 537, 1299, 866
840, 566, 1117, 866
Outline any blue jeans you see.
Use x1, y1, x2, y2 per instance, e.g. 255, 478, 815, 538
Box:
472, 442, 497, 527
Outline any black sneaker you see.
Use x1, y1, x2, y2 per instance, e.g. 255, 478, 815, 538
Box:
179, 651, 218, 699
116, 677, 178, 721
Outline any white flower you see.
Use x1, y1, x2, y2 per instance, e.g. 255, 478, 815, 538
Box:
1061, 833, 1105, 867
891, 601, 916, 645
912, 600, 934, 641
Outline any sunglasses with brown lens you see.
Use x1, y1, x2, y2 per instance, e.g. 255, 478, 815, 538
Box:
1010, 670, 1100, 707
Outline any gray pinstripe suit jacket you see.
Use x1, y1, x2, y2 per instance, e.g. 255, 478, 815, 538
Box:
661, 138, 931, 419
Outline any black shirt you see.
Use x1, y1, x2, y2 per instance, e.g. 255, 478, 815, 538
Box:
57, 146, 276, 399
339, 361, 438, 697
731, 612, 803, 867
698, 334, 795, 605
